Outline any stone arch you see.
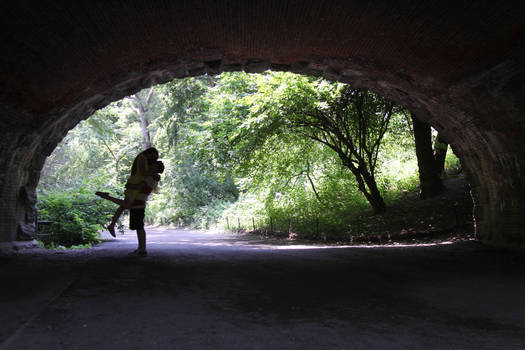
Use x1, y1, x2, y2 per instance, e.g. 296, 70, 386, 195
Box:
1, 1, 524, 248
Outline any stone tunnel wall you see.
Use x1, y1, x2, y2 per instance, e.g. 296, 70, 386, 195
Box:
0, 1, 524, 248
1, 54, 524, 248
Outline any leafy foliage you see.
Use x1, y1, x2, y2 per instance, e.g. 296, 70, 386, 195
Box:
37, 177, 124, 247
229, 75, 405, 213
38, 71, 459, 240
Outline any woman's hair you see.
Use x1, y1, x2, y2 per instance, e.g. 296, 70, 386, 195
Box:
155, 161, 165, 174
144, 147, 159, 158
151, 160, 165, 193
130, 147, 159, 175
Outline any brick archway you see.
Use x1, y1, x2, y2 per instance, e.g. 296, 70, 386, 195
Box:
1, 1, 524, 248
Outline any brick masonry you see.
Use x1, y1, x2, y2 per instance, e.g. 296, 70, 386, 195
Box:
0, 1, 524, 248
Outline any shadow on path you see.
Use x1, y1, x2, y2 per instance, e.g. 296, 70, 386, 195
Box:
1, 228, 524, 349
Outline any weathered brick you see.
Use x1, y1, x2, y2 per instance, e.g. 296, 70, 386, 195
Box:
0, 1, 524, 248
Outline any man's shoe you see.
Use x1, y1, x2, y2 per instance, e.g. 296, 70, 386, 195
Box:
128, 250, 147, 257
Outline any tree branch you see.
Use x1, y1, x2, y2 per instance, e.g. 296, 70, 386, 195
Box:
306, 159, 323, 204
145, 86, 155, 107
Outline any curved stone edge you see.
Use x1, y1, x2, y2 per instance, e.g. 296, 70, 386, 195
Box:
1, 55, 524, 249
0, 240, 40, 255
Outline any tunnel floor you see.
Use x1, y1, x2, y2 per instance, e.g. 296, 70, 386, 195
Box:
1, 228, 524, 349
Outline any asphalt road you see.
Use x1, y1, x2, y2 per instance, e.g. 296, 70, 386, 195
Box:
1, 228, 524, 349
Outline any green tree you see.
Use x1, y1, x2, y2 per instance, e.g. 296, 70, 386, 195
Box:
231, 73, 403, 214
149, 74, 246, 226
411, 114, 444, 199
39, 71, 423, 236
433, 133, 449, 177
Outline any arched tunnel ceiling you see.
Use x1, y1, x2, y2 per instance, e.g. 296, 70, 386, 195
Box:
0, 1, 524, 123
0, 1, 525, 248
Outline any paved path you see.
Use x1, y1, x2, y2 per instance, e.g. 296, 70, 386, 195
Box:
1, 228, 524, 349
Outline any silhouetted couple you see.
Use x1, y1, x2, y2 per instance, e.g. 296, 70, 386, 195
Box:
96, 147, 164, 257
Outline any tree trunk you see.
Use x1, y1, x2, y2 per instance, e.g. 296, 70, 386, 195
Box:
411, 114, 443, 199
101, 139, 122, 185
433, 133, 448, 176
136, 97, 152, 149
305, 159, 323, 204
361, 172, 387, 214
132, 88, 154, 150
344, 158, 387, 215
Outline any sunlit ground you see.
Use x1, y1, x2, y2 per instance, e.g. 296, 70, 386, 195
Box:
100, 225, 472, 251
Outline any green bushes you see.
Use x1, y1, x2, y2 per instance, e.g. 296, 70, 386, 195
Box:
38, 72, 466, 242
37, 179, 123, 247
215, 162, 422, 240
444, 152, 462, 175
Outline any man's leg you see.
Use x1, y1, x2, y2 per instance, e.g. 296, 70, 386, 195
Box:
129, 207, 147, 256
136, 228, 146, 253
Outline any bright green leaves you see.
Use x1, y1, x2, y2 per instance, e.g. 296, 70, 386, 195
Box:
40, 70, 424, 234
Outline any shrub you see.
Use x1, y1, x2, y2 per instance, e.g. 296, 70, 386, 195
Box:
37, 180, 123, 247
444, 151, 462, 175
